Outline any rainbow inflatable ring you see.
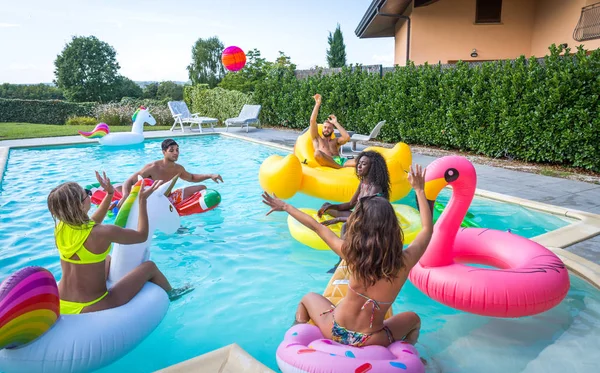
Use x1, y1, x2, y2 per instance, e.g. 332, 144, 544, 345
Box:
0, 267, 59, 350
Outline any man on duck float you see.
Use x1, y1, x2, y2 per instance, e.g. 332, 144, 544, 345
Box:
113, 139, 224, 209
310, 94, 355, 169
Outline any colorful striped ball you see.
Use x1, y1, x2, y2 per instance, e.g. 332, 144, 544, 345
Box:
0, 267, 59, 350
222, 46, 246, 72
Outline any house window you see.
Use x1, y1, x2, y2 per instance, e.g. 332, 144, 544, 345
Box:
476, 0, 502, 24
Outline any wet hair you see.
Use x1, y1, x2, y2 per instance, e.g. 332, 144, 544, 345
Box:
343, 196, 404, 287
47, 182, 90, 227
161, 139, 178, 151
355, 151, 391, 200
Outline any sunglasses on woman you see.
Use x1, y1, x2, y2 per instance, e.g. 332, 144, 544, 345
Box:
82, 189, 92, 202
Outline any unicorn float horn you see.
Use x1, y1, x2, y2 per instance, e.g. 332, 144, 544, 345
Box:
78, 123, 110, 139
164, 174, 180, 197
0, 267, 60, 350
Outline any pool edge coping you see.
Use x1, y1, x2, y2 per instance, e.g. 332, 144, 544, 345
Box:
1, 131, 600, 290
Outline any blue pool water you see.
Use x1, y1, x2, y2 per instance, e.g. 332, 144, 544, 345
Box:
0, 135, 598, 373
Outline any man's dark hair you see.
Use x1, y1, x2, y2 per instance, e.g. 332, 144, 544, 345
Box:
161, 139, 178, 151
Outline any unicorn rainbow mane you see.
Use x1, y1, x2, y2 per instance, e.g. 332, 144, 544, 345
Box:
78, 123, 110, 139
131, 106, 146, 123
114, 179, 146, 228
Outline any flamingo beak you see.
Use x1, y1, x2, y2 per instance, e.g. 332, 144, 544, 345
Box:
424, 178, 447, 201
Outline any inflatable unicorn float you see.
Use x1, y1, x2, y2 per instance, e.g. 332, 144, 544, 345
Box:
0, 176, 180, 373
78, 106, 156, 146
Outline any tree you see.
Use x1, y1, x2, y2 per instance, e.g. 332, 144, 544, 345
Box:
187, 36, 225, 88
218, 48, 267, 93
116, 76, 143, 99
218, 50, 296, 93
142, 82, 159, 99
54, 35, 121, 102
326, 24, 347, 68
157, 81, 184, 101
274, 51, 296, 69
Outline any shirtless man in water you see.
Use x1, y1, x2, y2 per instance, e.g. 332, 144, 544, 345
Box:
310, 94, 355, 169
113, 139, 224, 209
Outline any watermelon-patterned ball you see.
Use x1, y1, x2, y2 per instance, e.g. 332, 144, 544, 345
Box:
222, 46, 246, 72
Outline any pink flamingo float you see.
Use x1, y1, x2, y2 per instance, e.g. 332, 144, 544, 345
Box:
409, 156, 570, 317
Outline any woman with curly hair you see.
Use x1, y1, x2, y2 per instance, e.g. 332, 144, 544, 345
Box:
316, 150, 391, 226
262, 164, 433, 347
316, 150, 392, 272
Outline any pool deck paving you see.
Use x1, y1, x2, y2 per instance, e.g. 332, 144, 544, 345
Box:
2, 126, 600, 266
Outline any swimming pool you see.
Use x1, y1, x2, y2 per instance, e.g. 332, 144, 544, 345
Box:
0, 135, 598, 373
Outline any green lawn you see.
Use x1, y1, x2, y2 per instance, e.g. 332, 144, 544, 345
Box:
0, 122, 174, 141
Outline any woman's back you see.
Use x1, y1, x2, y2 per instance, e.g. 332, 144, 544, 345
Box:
58, 225, 110, 303
334, 264, 410, 335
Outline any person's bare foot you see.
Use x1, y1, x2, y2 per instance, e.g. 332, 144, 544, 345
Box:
168, 284, 194, 301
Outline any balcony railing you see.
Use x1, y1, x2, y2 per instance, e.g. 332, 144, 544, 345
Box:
574, 2, 600, 41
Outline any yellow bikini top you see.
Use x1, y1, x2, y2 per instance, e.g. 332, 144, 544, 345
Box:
55, 221, 109, 264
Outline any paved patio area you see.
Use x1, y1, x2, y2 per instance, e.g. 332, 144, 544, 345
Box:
2, 126, 599, 263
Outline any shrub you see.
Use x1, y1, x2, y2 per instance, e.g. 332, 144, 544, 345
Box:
65, 116, 99, 126
0, 98, 96, 124
252, 45, 600, 171
185, 86, 254, 124
94, 99, 172, 126
0, 83, 64, 100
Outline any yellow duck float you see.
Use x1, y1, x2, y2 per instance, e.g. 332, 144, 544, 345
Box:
259, 126, 423, 251
259, 126, 413, 202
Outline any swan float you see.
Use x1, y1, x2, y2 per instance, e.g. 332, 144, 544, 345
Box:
78, 106, 156, 146
0, 176, 180, 373
409, 156, 570, 317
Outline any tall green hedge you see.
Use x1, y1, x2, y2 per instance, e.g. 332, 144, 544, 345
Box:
0, 98, 97, 124
184, 86, 254, 124
254, 45, 600, 171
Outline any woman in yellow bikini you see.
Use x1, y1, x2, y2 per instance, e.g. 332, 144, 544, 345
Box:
48, 171, 188, 315
262, 164, 433, 347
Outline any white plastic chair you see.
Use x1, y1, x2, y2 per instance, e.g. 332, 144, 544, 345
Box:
348, 120, 386, 151
224, 105, 261, 133
168, 101, 218, 133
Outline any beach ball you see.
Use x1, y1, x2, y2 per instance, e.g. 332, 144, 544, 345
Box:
222, 46, 246, 72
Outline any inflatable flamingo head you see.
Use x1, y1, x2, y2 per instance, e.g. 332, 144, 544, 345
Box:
424, 155, 477, 201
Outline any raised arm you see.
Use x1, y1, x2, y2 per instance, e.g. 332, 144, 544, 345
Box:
403, 165, 434, 269
309, 94, 322, 140
262, 192, 344, 258
90, 171, 114, 223
95, 181, 163, 246
328, 115, 350, 144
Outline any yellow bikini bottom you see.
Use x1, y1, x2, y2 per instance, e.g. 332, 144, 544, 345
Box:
60, 292, 108, 315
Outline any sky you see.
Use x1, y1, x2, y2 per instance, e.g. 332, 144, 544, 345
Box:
0, 0, 395, 84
